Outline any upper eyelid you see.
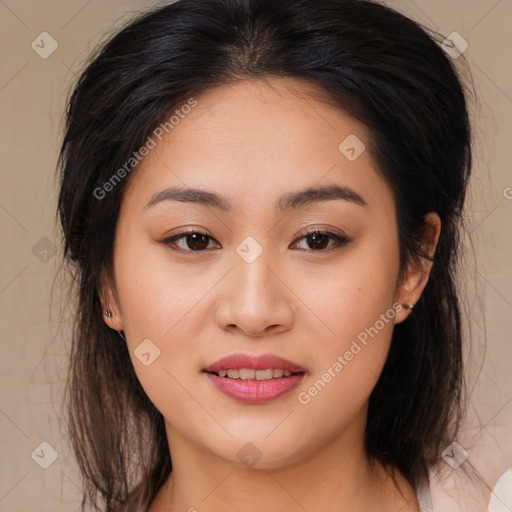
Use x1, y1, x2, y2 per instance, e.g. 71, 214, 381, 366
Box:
165, 223, 349, 237
165, 226, 348, 241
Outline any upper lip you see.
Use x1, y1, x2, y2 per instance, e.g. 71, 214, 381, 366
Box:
203, 353, 307, 374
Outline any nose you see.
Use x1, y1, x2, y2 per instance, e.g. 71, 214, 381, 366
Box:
214, 246, 294, 338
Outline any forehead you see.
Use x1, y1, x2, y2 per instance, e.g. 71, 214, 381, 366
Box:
122, 77, 394, 216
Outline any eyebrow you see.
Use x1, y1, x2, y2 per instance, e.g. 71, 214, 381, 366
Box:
144, 184, 367, 213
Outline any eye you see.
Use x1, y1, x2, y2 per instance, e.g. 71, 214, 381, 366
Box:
162, 228, 351, 253
162, 230, 220, 252
292, 228, 351, 252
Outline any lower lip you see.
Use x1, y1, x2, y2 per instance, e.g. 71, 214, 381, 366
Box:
204, 372, 305, 404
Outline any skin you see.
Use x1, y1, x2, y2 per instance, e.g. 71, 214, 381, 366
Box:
101, 77, 441, 512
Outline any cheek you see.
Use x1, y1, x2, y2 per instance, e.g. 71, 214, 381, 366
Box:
293, 239, 399, 409
295, 289, 397, 444
297, 237, 399, 346
114, 239, 204, 336
111, 240, 206, 401
114, 256, 205, 427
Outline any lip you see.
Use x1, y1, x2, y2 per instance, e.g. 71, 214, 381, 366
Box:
202, 353, 307, 374
202, 353, 307, 404
205, 372, 306, 404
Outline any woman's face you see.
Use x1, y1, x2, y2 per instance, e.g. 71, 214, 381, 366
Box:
103, 77, 432, 468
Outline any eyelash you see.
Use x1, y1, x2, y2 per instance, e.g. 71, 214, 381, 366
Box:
162, 228, 351, 254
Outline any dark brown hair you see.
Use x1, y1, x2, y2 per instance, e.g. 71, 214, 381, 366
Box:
57, 0, 476, 510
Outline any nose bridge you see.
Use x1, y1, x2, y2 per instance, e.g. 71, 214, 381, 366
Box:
233, 236, 278, 308
216, 235, 292, 335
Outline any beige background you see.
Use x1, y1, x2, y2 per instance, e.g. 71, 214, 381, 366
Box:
0, 1, 511, 511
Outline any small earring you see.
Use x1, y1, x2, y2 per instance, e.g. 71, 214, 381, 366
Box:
402, 303, 414, 310
118, 330, 126, 341
105, 310, 112, 317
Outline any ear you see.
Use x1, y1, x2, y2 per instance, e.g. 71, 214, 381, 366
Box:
394, 212, 441, 324
98, 273, 124, 332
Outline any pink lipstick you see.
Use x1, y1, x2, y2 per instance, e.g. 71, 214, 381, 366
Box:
203, 353, 307, 404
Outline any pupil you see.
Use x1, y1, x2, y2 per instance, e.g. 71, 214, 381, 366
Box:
188, 233, 208, 250
308, 233, 328, 250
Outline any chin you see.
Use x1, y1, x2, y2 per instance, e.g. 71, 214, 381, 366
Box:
206, 435, 314, 471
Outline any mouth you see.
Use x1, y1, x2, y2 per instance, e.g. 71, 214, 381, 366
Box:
204, 368, 305, 380
202, 353, 307, 404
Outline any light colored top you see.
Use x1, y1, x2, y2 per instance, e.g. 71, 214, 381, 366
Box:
416, 478, 433, 512
488, 465, 512, 512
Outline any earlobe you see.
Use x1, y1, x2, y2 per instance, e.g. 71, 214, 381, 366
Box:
394, 212, 441, 324
99, 280, 124, 331
394, 265, 427, 323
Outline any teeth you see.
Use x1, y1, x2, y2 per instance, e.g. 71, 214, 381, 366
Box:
255, 369, 274, 380
215, 368, 294, 380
